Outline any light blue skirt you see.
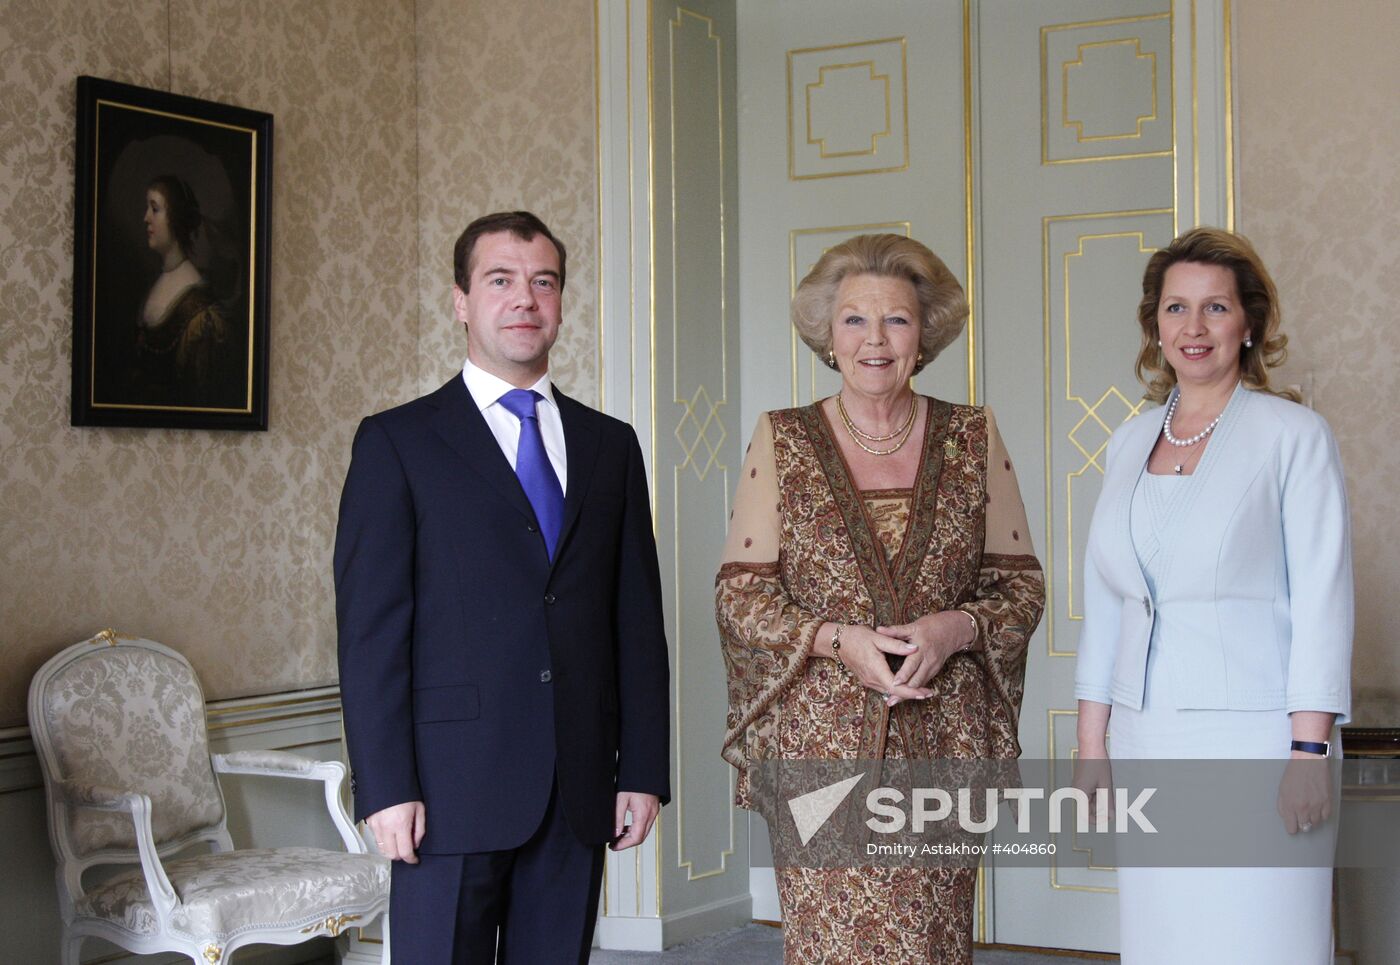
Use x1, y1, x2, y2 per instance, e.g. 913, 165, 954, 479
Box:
1109, 648, 1334, 965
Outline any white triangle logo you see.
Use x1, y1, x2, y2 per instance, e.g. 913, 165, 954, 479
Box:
787, 773, 866, 846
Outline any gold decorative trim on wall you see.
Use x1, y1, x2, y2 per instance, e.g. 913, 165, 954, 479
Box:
1062, 38, 1158, 142
806, 61, 892, 159
1222, 0, 1236, 231
666, 3, 735, 885
1041, 210, 1173, 658
1047, 709, 1118, 893
962, 0, 978, 408
1040, 12, 1173, 165
787, 37, 909, 180
1062, 233, 1155, 621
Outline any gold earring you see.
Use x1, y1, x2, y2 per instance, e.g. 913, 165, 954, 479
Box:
825, 351, 838, 370
916, 351, 925, 365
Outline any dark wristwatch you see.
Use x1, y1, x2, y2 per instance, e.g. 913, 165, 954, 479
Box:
1290, 739, 1330, 757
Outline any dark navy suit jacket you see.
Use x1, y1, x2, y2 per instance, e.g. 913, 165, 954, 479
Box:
334, 376, 670, 852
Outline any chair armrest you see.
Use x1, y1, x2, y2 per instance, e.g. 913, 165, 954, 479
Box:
54, 779, 179, 916
212, 752, 366, 853
213, 749, 321, 777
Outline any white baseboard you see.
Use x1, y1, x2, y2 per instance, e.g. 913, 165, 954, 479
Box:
749, 866, 782, 923
595, 914, 665, 951
661, 891, 753, 947
596, 891, 753, 951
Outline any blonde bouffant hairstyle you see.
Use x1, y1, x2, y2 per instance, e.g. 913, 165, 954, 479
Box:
1135, 227, 1298, 403
791, 234, 968, 375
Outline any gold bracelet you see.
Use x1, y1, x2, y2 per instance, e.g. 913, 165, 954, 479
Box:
957, 610, 978, 651
830, 622, 845, 659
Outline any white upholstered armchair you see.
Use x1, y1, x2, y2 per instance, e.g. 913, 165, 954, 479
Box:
27, 630, 390, 964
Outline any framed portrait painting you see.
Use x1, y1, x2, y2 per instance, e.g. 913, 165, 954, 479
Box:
71, 76, 272, 430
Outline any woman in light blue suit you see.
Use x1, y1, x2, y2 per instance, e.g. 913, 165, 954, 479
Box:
1074, 228, 1352, 964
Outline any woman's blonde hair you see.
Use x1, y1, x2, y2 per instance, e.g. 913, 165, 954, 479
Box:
791, 234, 967, 374
1135, 227, 1297, 403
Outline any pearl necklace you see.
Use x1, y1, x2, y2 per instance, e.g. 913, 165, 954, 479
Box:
836, 393, 917, 456
1162, 391, 1224, 447
1162, 391, 1226, 475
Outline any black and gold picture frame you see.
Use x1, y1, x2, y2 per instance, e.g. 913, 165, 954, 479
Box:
71, 76, 272, 430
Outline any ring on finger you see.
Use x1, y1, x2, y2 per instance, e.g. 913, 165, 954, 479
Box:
1300, 821, 1313, 832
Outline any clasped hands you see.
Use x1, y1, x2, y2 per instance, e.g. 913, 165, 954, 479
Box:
831, 611, 974, 707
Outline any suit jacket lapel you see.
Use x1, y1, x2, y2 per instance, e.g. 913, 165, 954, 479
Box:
427, 377, 538, 525
554, 391, 600, 565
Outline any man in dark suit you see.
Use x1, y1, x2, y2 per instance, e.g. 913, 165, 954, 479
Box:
334, 211, 670, 963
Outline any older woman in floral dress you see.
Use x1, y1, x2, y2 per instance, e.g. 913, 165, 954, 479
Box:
717, 234, 1045, 963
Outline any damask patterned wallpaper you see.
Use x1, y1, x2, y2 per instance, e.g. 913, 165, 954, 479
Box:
415, 0, 600, 400
1237, 0, 1400, 723
0, 0, 600, 727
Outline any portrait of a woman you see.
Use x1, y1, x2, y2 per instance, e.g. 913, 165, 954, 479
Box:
1074, 227, 1352, 963
130, 174, 239, 408
717, 234, 1045, 962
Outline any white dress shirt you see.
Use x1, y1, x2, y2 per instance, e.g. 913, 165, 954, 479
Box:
461, 359, 568, 493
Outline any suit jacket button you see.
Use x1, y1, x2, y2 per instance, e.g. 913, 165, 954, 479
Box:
544, 593, 556, 605
526, 523, 537, 532
540, 670, 552, 683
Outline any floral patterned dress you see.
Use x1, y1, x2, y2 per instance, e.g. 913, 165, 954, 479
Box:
717, 399, 1044, 963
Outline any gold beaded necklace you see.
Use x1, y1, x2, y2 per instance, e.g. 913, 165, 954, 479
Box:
836, 393, 918, 456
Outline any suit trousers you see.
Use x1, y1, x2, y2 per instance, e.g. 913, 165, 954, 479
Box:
388, 777, 606, 964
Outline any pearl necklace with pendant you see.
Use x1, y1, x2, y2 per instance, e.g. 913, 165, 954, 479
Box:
1162, 390, 1225, 474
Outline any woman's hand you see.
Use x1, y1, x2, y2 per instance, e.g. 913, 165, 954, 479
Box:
1073, 701, 1114, 823
1071, 744, 1115, 825
876, 611, 975, 703
1277, 752, 1332, 835
831, 624, 932, 705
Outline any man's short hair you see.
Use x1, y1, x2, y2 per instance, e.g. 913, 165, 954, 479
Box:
453, 211, 567, 292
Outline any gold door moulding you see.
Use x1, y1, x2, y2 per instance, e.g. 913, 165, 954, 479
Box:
961, 0, 977, 407
666, 3, 735, 884
806, 61, 891, 158
1041, 210, 1172, 658
787, 37, 909, 180
674, 384, 727, 482
1062, 38, 1157, 142
1047, 709, 1118, 893
1062, 232, 1156, 623
1040, 12, 1173, 165
787, 222, 911, 407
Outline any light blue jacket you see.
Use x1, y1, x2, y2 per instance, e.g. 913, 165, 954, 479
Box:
1074, 384, 1353, 723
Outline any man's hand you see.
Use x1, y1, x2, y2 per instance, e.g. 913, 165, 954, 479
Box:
611, 792, 660, 851
366, 800, 426, 863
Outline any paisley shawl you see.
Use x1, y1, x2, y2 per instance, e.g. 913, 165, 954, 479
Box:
717, 399, 1044, 807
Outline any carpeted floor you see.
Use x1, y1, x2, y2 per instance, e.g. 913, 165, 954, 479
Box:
588, 924, 1111, 963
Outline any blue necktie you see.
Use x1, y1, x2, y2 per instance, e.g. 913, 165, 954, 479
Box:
498, 389, 565, 560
